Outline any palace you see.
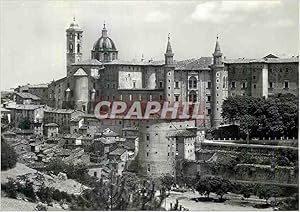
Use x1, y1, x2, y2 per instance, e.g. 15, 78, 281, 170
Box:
45, 18, 299, 128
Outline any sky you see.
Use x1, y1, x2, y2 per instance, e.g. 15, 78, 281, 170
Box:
0, 0, 299, 90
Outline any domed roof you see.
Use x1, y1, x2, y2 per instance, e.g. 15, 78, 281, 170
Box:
93, 37, 117, 51
67, 17, 82, 31
92, 24, 117, 51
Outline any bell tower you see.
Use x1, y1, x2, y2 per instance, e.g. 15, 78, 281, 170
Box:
66, 17, 83, 69
164, 34, 175, 103
211, 36, 227, 127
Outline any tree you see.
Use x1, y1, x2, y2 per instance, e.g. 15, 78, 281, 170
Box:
18, 117, 31, 129
196, 176, 232, 200
160, 174, 174, 195
256, 185, 282, 205
222, 94, 298, 139
1, 140, 17, 170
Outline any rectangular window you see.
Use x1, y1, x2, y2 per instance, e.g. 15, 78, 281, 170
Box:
242, 82, 247, 89
107, 83, 110, 88
175, 95, 179, 102
269, 82, 273, 89
208, 109, 211, 115
159, 95, 163, 101
253, 84, 256, 89
159, 81, 163, 88
175, 81, 179, 89
133, 81, 136, 88
147, 164, 150, 172
207, 81, 212, 89
284, 81, 289, 89
207, 96, 211, 102
146, 135, 150, 140
231, 81, 236, 88
253, 75, 256, 80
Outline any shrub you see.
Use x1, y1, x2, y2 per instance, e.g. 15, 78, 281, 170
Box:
1, 140, 17, 170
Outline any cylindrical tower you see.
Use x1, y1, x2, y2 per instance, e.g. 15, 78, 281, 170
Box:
211, 36, 226, 127
164, 34, 175, 103
138, 119, 196, 178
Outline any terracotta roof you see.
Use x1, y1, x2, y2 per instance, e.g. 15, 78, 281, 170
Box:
70, 116, 84, 122
15, 92, 40, 100
109, 147, 127, 156
175, 57, 213, 70
94, 137, 116, 145
45, 123, 59, 127
167, 130, 196, 138
71, 59, 103, 66
14, 104, 42, 110
224, 56, 299, 64
104, 59, 164, 66
44, 108, 78, 114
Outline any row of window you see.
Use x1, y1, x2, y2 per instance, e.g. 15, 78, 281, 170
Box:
231, 81, 290, 89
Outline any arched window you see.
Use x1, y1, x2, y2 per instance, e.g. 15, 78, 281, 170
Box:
189, 91, 197, 102
189, 76, 197, 89
77, 44, 80, 53
104, 53, 109, 61
69, 43, 73, 53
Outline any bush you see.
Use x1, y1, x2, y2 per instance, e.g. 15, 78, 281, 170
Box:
196, 176, 232, 200
1, 140, 17, 170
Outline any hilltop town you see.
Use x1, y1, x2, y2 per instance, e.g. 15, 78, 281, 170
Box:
1, 17, 298, 211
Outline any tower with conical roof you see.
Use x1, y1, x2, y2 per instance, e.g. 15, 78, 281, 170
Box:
211, 36, 227, 127
164, 34, 175, 103
66, 17, 83, 68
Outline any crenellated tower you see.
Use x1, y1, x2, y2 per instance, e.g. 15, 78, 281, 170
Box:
66, 17, 83, 68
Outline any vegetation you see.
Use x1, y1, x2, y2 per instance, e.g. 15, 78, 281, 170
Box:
1, 140, 17, 171
222, 94, 298, 139
44, 158, 94, 186
160, 174, 175, 194
70, 172, 166, 210
195, 176, 232, 200
18, 117, 31, 129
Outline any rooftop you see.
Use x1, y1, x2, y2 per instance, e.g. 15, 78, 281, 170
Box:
93, 137, 116, 145
104, 59, 164, 66
109, 147, 127, 156
45, 108, 78, 114
167, 130, 196, 138
71, 59, 104, 66
224, 56, 299, 64
175, 57, 213, 70
15, 92, 41, 100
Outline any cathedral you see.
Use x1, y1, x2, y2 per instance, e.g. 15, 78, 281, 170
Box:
48, 18, 299, 128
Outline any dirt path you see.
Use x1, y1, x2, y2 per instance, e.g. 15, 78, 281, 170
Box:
163, 191, 273, 211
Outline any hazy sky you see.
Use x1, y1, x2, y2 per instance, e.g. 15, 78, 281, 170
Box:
0, 0, 299, 90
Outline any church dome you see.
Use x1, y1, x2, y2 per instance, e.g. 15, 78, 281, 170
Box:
93, 36, 117, 51
92, 24, 117, 51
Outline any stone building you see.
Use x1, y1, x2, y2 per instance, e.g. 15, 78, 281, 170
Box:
13, 92, 41, 105
15, 83, 48, 105
43, 108, 84, 133
46, 19, 298, 129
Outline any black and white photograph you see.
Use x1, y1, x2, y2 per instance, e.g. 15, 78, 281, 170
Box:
0, 0, 299, 211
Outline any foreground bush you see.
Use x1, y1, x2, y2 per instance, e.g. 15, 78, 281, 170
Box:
1, 140, 17, 171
